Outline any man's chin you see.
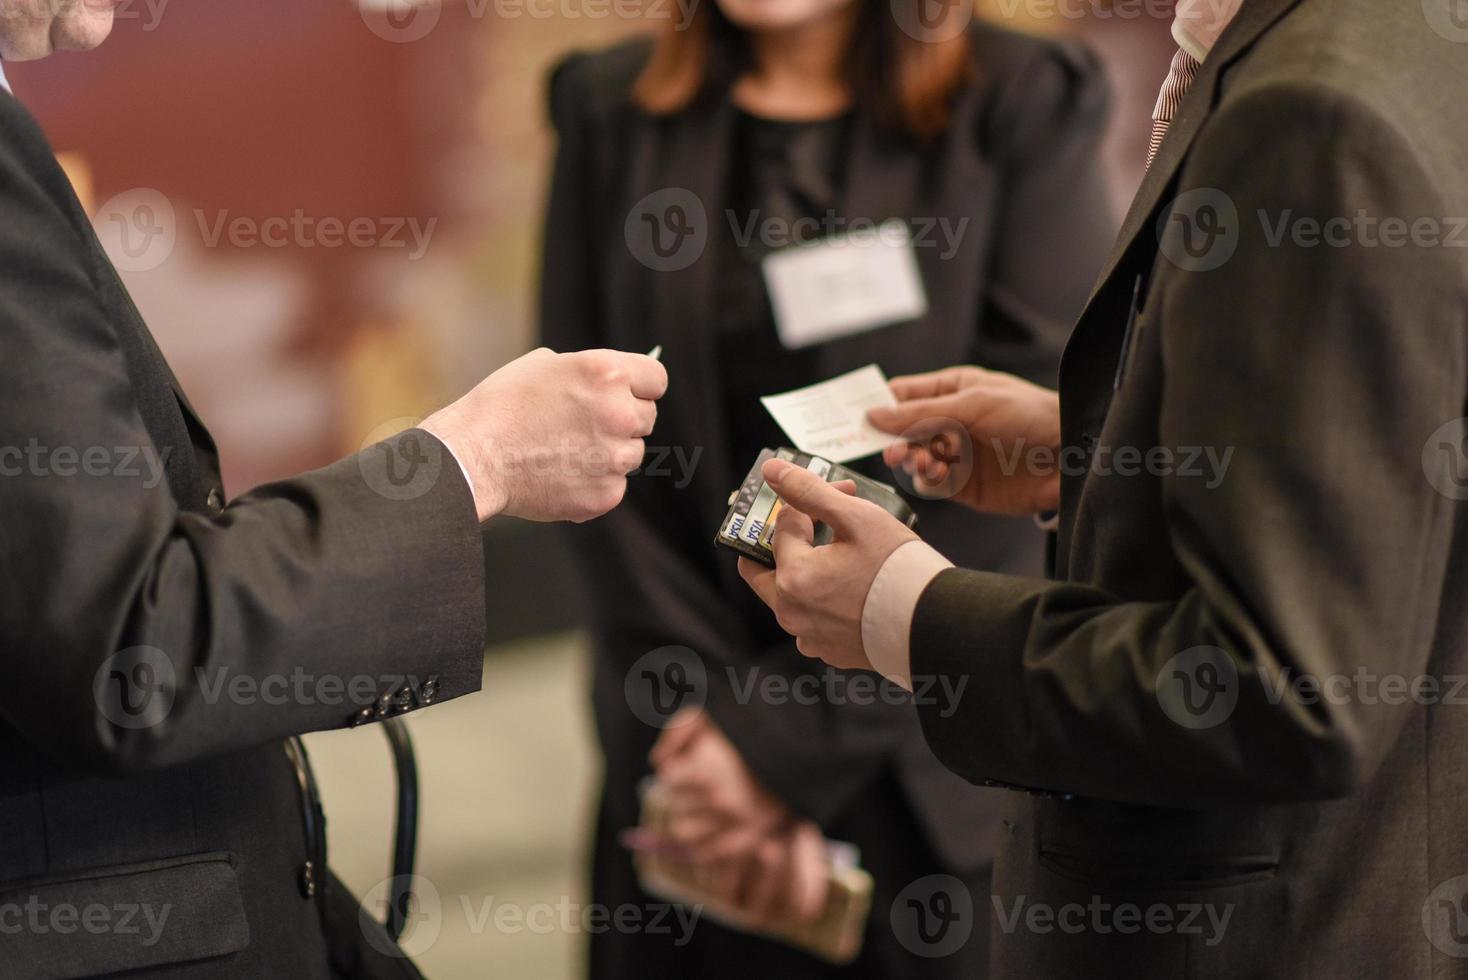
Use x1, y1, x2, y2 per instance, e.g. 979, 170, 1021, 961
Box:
51, 10, 116, 53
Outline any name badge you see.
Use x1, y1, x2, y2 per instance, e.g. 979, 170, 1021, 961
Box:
762, 219, 928, 350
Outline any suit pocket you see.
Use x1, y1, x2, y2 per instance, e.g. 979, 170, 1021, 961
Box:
1037, 846, 1278, 891
0, 851, 250, 979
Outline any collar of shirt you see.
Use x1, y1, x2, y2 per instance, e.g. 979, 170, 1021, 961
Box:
1173, 0, 1245, 62
0, 60, 10, 95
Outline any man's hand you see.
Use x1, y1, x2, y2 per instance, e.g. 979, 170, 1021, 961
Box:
421, 348, 667, 523
867, 365, 1061, 517
738, 460, 918, 672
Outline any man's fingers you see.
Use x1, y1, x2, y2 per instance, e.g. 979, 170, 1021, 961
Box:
770, 504, 815, 568
866, 392, 966, 435
761, 460, 862, 536
649, 714, 704, 767
886, 367, 976, 402
739, 558, 778, 608
622, 351, 670, 400
786, 822, 831, 924
631, 397, 658, 437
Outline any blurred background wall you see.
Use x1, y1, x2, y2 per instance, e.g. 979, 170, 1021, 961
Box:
7, 1, 1175, 975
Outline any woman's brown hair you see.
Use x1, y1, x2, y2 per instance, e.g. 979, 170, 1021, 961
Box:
632, 0, 974, 143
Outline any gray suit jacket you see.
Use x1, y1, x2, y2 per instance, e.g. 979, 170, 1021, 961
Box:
907, 0, 1468, 974
0, 88, 486, 977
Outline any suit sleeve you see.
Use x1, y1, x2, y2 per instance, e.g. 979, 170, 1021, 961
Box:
908, 83, 1466, 806
0, 103, 487, 775
973, 39, 1115, 386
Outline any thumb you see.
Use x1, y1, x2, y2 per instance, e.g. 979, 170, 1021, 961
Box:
762, 460, 862, 536
866, 393, 965, 435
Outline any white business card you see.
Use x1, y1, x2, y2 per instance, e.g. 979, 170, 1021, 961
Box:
759, 364, 898, 463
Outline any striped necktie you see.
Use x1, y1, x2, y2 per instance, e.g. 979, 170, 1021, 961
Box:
1147, 47, 1203, 171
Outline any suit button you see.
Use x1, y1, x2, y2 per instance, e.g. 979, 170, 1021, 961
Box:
206, 488, 225, 512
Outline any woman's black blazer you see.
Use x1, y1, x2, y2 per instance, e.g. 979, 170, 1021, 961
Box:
540, 23, 1116, 872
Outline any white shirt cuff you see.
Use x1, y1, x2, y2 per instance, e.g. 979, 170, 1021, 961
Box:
428, 430, 478, 519
861, 540, 953, 692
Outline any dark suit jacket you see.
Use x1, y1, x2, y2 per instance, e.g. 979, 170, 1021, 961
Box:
539, 27, 1115, 874
907, 0, 1468, 974
0, 91, 486, 977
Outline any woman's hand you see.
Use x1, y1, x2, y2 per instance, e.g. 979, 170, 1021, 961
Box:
647, 712, 828, 924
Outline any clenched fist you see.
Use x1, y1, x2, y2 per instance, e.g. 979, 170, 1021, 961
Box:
422, 347, 667, 523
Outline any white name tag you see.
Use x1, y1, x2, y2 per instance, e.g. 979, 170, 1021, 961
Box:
762, 219, 928, 350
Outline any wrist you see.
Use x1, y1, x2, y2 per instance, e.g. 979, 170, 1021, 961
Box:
421, 409, 505, 521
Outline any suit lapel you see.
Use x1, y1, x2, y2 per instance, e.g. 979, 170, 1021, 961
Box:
1055, 0, 1304, 573
1082, 0, 1303, 313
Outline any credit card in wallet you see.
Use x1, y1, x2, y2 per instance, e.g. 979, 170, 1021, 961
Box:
714, 447, 917, 567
